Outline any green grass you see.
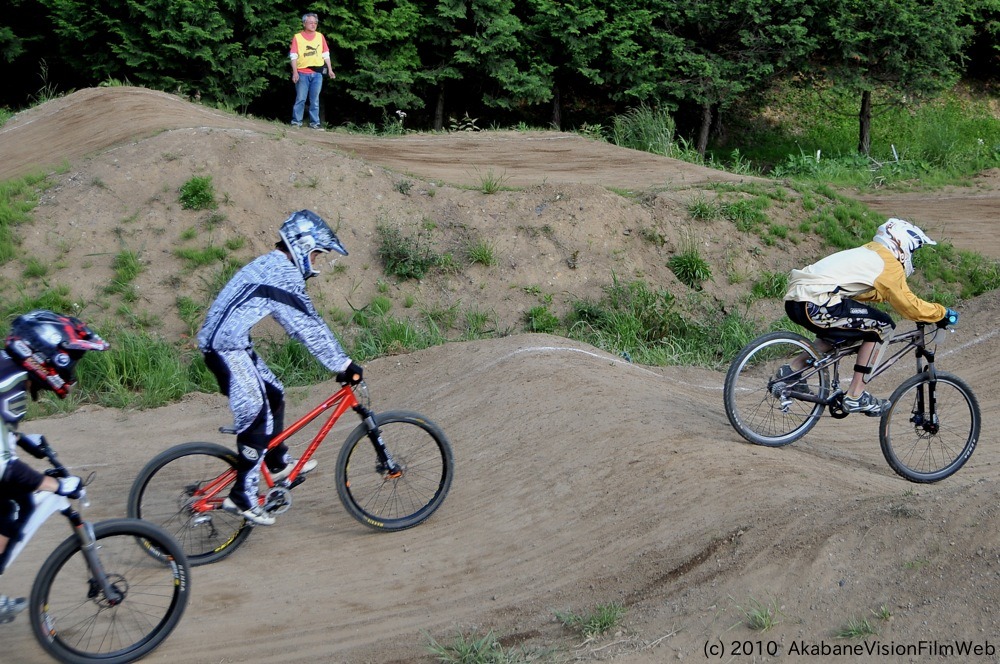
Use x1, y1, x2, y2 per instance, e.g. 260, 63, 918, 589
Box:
668, 247, 712, 289
0, 287, 75, 325
723, 83, 1000, 187
736, 596, 782, 631
175, 245, 227, 268
687, 195, 721, 220
524, 305, 559, 333
176, 295, 204, 338
555, 601, 626, 639
22, 257, 48, 278
375, 223, 442, 280
748, 271, 788, 302
105, 249, 143, 301
426, 629, 538, 663
835, 615, 879, 639
609, 105, 677, 157
467, 239, 498, 266
566, 275, 760, 367
178, 175, 217, 210
721, 197, 770, 233
475, 168, 510, 194
0, 173, 49, 264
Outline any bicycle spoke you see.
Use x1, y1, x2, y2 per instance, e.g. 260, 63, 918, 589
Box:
337, 412, 453, 531
31, 521, 188, 662
881, 373, 980, 482
724, 332, 827, 447
129, 444, 251, 565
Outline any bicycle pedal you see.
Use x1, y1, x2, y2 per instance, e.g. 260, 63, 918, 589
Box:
263, 486, 292, 515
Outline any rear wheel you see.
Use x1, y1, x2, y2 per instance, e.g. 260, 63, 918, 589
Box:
128, 442, 251, 565
30, 519, 190, 664
724, 331, 829, 447
880, 371, 980, 482
337, 410, 453, 531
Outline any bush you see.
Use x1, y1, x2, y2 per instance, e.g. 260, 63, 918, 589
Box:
376, 224, 441, 280
179, 176, 217, 210
668, 249, 712, 289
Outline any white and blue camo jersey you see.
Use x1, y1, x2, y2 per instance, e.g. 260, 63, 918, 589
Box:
197, 250, 350, 373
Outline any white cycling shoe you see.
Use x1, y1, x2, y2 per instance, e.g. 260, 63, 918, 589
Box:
270, 458, 318, 482
222, 498, 276, 526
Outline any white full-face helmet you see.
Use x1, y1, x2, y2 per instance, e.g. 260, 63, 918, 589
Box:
278, 210, 348, 279
873, 218, 936, 276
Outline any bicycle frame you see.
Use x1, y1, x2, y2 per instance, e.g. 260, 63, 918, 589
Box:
1, 491, 70, 573
189, 382, 399, 513
1, 472, 125, 605
787, 323, 942, 409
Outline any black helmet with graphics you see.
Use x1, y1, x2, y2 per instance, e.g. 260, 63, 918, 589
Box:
4, 310, 109, 399
278, 210, 348, 279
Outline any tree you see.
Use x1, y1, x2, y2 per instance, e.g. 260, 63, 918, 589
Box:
520, 0, 606, 129
316, 0, 426, 118
669, 0, 817, 155
817, 0, 972, 155
38, 0, 285, 111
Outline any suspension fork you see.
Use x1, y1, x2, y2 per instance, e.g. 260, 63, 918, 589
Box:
912, 345, 938, 425
353, 405, 401, 475
65, 509, 125, 605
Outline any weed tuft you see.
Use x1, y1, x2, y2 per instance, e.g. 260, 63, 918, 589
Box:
555, 601, 626, 639
179, 175, 217, 210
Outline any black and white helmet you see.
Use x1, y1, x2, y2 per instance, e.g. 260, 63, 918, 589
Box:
278, 210, 348, 279
873, 218, 936, 276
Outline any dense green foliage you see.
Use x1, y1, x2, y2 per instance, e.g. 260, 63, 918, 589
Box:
2, 0, 997, 147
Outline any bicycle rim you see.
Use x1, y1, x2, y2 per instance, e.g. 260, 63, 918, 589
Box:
128, 443, 251, 565
337, 411, 453, 531
724, 332, 827, 447
880, 372, 981, 483
30, 519, 190, 664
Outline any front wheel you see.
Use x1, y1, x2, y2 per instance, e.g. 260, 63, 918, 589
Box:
29, 519, 190, 664
337, 410, 454, 531
724, 331, 829, 447
128, 442, 252, 565
880, 371, 981, 483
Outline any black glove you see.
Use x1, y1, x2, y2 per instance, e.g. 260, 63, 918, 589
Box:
336, 361, 364, 386
936, 308, 959, 329
16, 433, 49, 459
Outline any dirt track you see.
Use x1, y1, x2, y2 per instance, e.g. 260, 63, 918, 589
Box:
2, 88, 1000, 663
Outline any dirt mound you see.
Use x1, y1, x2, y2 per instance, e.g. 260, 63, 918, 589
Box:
0, 86, 758, 189
3, 88, 1000, 663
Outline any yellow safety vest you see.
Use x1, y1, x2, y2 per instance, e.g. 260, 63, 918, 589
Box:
293, 33, 326, 70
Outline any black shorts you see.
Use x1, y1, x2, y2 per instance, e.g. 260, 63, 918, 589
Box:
785, 299, 895, 343
0, 458, 43, 540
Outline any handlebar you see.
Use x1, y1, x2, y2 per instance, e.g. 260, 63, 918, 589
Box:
17, 433, 91, 504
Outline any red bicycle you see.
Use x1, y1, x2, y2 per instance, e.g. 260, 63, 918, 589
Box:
127, 381, 453, 565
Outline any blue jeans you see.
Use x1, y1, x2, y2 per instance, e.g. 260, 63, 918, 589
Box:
292, 72, 323, 126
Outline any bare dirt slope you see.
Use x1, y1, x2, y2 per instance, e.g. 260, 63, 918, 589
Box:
0, 86, 757, 189
2, 88, 1000, 663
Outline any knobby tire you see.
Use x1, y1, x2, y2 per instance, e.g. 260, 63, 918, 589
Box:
336, 410, 453, 531
880, 371, 980, 482
29, 519, 190, 664
128, 442, 251, 566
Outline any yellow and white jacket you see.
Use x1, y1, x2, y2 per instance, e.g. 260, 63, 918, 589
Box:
784, 242, 945, 323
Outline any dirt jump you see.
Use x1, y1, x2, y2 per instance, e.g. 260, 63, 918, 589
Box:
2, 87, 999, 663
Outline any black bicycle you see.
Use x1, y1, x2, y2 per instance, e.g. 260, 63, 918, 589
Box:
724, 322, 980, 483
4, 436, 190, 664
